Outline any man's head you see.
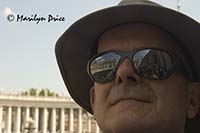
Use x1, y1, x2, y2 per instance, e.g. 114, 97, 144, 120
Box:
89, 23, 200, 133
55, 0, 200, 132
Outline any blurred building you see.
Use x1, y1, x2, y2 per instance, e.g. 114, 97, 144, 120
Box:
0, 91, 100, 133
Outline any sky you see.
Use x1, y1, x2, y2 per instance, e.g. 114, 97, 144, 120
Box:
0, 0, 199, 96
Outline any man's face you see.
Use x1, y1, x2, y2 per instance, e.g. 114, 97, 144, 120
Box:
90, 23, 194, 133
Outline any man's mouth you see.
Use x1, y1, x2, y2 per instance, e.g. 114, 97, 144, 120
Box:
110, 96, 153, 106
108, 83, 156, 106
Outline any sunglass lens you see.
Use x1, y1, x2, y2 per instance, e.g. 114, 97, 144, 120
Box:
133, 49, 174, 79
90, 52, 120, 82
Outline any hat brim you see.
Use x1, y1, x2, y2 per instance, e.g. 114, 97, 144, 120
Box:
55, 4, 200, 114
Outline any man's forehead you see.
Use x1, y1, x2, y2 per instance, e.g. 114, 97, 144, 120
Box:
97, 23, 184, 54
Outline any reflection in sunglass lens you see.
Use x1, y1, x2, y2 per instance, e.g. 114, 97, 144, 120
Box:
134, 49, 173, 79
90, 52, 120, 82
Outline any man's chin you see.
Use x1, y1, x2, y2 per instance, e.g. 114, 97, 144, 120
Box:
102, 123, 157, 133
100, 110, 159, 133
101, 116, 179, 133
100, 115, 142, 132
101, 121, 169, 133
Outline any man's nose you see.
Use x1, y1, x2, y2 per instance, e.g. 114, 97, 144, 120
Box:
115, 58, 141, 84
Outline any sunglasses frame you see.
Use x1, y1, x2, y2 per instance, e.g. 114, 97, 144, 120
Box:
87, 48, 192, 83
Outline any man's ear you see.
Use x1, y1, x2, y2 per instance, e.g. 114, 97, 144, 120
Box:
187, 82, 200, 119
90, 86, 95, 114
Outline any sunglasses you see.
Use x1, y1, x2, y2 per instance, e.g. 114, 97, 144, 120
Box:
87, 48, 190, 83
